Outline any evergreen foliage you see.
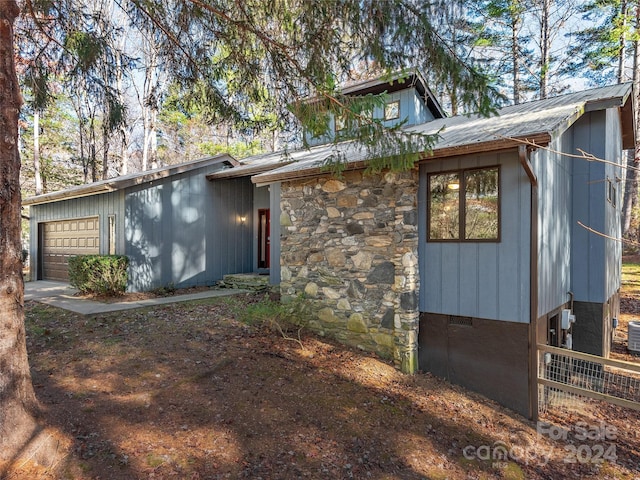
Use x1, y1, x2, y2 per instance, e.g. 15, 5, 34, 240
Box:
18, 0, 501, 174
68, 255, 129, 296
564, 0, 633, 84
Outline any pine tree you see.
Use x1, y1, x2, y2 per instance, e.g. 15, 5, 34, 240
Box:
472, 0, 531, 104
527, 0, 580, 99
565, 0, 632, 85
1, 0, 59, 465
3, 0, 503, 464
567, 0, 638, 239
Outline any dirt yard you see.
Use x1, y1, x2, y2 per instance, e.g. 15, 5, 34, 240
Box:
2, 279, 640, 478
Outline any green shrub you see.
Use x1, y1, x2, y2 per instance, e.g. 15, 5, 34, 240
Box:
239, 294, 309, 328
68, 255, 129, 296
237, 294, 311, 348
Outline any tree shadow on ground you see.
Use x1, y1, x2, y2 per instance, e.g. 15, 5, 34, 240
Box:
19, 296, 639, 479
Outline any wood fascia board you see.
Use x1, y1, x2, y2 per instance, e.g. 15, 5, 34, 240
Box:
251, 134, 552, 185
418, 133, 552, 162
620, 91, 636, 150
23, 183, 118, 206
584, 97, 626, 112
24, 155, 234, 206
252, 159, 370, 186
206, 161, 294, 180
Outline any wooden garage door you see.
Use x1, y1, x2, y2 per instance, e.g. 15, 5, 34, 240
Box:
41, 217, 100, 281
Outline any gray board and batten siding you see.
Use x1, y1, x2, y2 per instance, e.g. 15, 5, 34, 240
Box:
569, 108, 623, 356
305, 87, 438, 147
124, 169, 254, 291
269, 182, 282, 285
570, 108, 622, 306
415, 100, 626, 417
417, 107, 624, 325
418, 150, 532, 323
29, 190, 126, 281
27, 157, 260, 291
204, 157, 284, 287
535, 107, 623, 319
534, 121, 574, 318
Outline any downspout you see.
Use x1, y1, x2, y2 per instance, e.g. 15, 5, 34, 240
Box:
519, 145, 539, 421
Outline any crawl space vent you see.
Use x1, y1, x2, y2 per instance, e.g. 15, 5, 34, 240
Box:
449, 316, 473, 327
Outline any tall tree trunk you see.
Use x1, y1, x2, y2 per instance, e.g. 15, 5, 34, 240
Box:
539, 0, 551, 99
142, 112, 150, 171
511, 19, 520, 104
630, 2, 640, 241
149, 102, 157, 168
89, 114, 97, 183
621, 1, 637, 238
102, 121, 109, 180
510, 1, 523, 104
116, 53, 128, 176
618, 0, 628, 83
33, 110, 43, 195
79, 119, 88, 183
120, 124, 129, 175
622, 150, 637, 236
0, 0, 48, 463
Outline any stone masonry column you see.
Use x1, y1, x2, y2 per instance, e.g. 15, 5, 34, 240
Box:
278, 168, 420, 373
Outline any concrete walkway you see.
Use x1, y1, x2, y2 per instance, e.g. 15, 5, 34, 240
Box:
24, 280, 249, 315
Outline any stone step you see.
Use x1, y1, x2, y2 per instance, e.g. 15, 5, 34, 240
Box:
220, 273, 271, 291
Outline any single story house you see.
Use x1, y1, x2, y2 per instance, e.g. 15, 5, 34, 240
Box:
25, 74, 634, 418
23, 155, 268, 291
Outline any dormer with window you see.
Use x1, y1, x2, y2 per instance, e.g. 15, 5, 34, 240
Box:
302, 71, 446, 147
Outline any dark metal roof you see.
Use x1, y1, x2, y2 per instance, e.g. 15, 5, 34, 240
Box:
24, 154, 237, 206
251, 83, 634, 185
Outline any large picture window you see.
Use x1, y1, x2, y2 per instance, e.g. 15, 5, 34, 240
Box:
428, 166, 500, 241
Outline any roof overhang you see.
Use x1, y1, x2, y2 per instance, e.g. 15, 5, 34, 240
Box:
583, 84, 635, 149
619, 91, 635, 150
295, 69, 446, 119
206, 160, 293, 180
24, 154, 237, 206
421, 132, 552, 160
251, 133, 552, 186
252, 83, 635, 186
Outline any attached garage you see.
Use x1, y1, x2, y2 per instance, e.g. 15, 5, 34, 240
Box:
39, 217, 100, 281
24, 155, 268, 291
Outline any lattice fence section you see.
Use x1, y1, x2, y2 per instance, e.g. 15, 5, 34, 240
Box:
537, 344, 640, 415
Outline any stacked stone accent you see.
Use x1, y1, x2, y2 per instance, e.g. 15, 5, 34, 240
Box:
279, 169, 419, 373
220, 273, 270, 291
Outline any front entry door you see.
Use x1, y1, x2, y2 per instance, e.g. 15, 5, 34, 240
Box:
258, 209, 270, 269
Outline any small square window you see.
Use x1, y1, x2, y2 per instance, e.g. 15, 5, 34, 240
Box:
384, 101, 400, 121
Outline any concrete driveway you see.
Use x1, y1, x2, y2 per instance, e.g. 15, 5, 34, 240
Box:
24, 280, 247, 315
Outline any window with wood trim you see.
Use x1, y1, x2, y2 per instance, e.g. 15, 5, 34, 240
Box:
108, 215, 116, 255
428, 166, 500, 241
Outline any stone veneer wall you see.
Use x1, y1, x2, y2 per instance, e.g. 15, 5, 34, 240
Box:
279, 169, 420, 373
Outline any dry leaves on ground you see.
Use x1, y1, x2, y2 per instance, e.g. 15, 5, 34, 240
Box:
1, 290, 639, 479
